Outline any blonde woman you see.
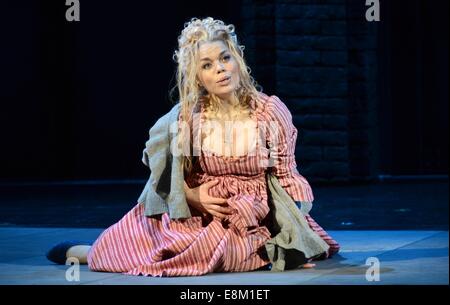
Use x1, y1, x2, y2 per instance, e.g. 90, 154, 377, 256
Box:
46, 17, 340, 276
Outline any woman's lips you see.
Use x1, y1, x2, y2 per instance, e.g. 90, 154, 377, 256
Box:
217, 76, 231, 85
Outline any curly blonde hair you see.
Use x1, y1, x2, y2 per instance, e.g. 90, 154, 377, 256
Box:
171, 17, 261, 176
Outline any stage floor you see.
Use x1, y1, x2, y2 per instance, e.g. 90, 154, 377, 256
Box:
0, 228, 447, 285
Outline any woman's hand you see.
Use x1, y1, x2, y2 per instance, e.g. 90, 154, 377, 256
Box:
184, 180, 233, 219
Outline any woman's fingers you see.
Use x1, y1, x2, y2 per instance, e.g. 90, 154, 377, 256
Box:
204, 180, 220, 189
198, 180, 234, 219
200, 180, 229, 204
204, 205, 234, 219
207, 204, 233, 215
205, 208, 227, 219
217, 198, 229, 204
210, 211, 228, 219
205, 197, 228, 205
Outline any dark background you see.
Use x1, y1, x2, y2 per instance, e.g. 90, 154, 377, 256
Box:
1, 0, 245, 182
1, 0, 448, 182
378, 0, 448, 176
0, 0, 448, 229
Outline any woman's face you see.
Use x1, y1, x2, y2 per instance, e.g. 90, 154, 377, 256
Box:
197, 40, 240, 101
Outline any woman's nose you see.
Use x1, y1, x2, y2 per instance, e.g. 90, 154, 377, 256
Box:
216, 62, 225, 72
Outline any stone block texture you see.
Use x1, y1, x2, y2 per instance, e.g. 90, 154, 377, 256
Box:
241, 0, 379, 183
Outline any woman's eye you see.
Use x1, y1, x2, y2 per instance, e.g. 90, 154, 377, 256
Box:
222, 55, 231, 62
202, 63, 211, 69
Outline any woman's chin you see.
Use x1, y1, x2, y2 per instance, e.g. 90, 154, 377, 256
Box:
214, 88, 237, 100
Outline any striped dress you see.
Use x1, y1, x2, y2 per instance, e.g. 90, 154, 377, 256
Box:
87, 93, 340, 277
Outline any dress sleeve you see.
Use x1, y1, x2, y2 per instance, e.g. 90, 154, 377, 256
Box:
265, 95, 314, 203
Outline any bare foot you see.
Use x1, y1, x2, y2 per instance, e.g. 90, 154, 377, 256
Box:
300, 263, 316, 269
66, 245, 91, 264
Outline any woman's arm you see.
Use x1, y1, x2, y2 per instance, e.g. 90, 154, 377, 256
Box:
266, 95, 315, 203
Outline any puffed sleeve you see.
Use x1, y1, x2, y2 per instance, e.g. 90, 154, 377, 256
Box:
265, 95, 314, 203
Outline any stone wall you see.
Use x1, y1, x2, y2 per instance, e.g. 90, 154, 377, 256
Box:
241, 0, 379, 183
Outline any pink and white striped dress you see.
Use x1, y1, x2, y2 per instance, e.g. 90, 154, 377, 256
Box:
87, 93, 340, 277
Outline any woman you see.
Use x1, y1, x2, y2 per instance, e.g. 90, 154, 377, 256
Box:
47, 17, 340, 277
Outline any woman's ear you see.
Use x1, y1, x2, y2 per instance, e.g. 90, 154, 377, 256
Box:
196, 78, 203, 88
196, 79, 208, 96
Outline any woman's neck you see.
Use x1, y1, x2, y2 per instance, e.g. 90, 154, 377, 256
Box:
213, 94, 238, 112
204, 93, 251, 122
